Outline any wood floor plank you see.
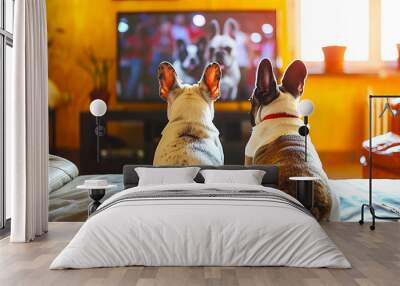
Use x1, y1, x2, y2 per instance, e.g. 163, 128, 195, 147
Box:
0, 222, 399, 286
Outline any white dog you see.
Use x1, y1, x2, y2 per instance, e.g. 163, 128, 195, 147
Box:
208, 18, 241, 100
173, 38, 207, 85
153, 61, 224, 166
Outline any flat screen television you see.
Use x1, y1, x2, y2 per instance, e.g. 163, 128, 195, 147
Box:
117, 11, 277, 102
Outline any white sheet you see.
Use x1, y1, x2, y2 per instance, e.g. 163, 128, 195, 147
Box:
50, 183, 350, 269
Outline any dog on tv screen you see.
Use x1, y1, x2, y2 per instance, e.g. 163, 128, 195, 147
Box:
117, 11, 277, 102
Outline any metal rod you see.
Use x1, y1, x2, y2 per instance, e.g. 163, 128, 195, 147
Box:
369, 95, 372, 207
96, 116, 100, 163
370, 95, 400, 98
304, 116, 308, 162
305, 131, 307, 162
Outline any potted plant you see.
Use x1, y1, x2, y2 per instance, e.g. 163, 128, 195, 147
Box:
322, 46, 347, 74
78, 48, 113, 104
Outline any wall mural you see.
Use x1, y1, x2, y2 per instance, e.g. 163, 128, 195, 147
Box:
46, 1, 400, 223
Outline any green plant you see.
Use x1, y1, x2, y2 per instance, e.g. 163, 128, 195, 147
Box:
78, 47, 113, 91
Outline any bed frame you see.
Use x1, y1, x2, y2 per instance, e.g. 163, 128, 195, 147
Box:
123, 165, 279, 189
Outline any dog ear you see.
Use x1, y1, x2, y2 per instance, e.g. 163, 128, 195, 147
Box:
251, 58, 279, 107
255, 58, 277, 95
209, 19, 220, 39
176, 39, 188, 62
200, 62, 221, 100
224, 18, 238, 40
196, 37, 207, 57
157, 62, 180, 100
281, 60, 307, 98
176, 39, 186, 54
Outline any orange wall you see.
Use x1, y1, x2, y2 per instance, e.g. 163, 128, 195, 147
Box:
47, 0, 400, 154
47, 0, 290, 150
304, 74, 400, 152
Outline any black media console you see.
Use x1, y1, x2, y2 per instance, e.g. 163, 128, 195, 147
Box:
80, 110, 251, 174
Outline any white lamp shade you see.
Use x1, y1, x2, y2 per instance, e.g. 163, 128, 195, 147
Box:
89, 99, 107, 117
298, 99, 314, 116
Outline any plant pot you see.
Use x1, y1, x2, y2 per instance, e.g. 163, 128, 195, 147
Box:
90, 88, 110, 104
396, 44, 400, 69
322, 46, 346, 74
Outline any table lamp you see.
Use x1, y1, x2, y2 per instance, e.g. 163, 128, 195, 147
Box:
89, 99, 107, 163
298, 99, 314, 162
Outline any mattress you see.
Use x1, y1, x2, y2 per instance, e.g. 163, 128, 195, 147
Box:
50, 183, 350, 269
49, 175, 400, 222
49, 174, 124, 221
328, 179, 400, 222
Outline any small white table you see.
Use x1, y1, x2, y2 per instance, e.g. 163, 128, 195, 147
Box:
77, 184, 116, 215
289, 177, 319, 210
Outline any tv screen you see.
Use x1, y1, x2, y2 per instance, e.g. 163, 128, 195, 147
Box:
117, 11, 277, 102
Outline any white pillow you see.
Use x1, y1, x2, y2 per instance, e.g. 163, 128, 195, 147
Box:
135, 167, 200, 186
200, 169, 266, 185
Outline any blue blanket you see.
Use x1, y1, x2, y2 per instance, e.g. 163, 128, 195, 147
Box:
329, 179, 400, 222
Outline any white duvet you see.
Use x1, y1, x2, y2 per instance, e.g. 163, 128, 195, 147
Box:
50, 183, 350, 269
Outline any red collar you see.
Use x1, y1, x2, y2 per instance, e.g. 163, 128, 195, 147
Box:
262, 113, 299, 121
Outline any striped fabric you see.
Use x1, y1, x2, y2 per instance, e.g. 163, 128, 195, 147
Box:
48, 155, 79, 193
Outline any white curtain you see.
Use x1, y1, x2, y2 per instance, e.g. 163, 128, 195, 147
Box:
7, 0, 48, 242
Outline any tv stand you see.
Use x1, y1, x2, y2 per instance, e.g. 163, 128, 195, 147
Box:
80, 110, 251, 174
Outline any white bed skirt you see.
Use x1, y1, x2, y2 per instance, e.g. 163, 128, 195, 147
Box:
50, 183, 350, 269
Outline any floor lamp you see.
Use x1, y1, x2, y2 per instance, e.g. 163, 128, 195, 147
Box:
89, 99, 107, 163
298, 99, 314, 162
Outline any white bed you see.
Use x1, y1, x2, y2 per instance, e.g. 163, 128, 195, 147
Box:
50, 183, 350, 269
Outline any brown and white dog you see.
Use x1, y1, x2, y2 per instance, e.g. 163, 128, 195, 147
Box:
153, 61, 224, 166
245, 58, 332, 220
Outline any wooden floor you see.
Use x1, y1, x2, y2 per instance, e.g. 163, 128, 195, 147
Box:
0, 222, 399, 286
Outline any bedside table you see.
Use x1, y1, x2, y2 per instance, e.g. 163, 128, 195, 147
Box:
289, 177, 318, 210
77, 182, 116, 216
